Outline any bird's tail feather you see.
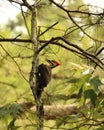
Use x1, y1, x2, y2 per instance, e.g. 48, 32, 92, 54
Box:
36, 85, 43, 99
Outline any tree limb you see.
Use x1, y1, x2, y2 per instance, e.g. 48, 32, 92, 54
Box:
38, 38, 104, 70
31, 104, 77, 120
0, 38, 31, 43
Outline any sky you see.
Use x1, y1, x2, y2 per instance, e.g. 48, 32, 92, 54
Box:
85, 0, 104, 7
0, 0, 20, 23
0, 0, 104, 24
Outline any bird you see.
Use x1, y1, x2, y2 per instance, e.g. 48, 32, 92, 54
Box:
36, 60, 60, 98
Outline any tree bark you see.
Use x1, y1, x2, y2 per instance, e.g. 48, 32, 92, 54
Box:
31, 104, 77, 120
29, 3, 44, 130
19, 102, 78, 120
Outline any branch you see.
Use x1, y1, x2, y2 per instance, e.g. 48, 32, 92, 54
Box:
0, 81, 17, 88
8, 0, 33, 10
32, 104, 77, 120
96, 47, 104, 56
0, 44, 29, 82
8, 0, 23, 5
38, 38, 104, 70
53, 42, 104, 70
50, 0, 104, 16
37, 37, 57, 53
22, 0, 33, 11
29, 3, 44, 130
49, 0, 104, 43
57, 37, 104, 66
1, 37, 102, 69
0, 38, 31, 43
21, 6, 31, 37
39, 21, 59, 37
0, 102, 77, 120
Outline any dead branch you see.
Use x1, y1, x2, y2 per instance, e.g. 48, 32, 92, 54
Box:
31, 104, 77, 120
0, 102, 77, 120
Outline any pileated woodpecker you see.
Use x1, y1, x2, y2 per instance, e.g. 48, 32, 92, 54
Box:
36, 60, 60, 98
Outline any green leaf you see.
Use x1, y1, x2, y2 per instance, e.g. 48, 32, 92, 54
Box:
68, 74, 91, 86
78, 74, 91, 86
75, 74, 91, 90
68, 74, 91, 93
55, 118, 64, 129
0, 103, 22, 119
8, 104, 22, 118
7, 118, 21, 130
78, 86, 83, 98
55, 116, 70, 128
90, 76, 103, 92
68, 78, 80, 83
0, 104, 11, 119
7, 118, 16, 130
84, 89, 97, 106
96, 126, 104, 130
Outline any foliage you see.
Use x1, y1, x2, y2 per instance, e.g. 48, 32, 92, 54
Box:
52, 74, 104, 130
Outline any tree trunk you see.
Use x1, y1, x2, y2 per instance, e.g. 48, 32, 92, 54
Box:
29, 3, 44, 130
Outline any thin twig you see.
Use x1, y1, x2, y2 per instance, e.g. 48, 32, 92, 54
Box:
21, 6, 31, 37
50, 0, 104, 43
0, 44, 29, 83
0, 81, 17, 88
38, 21, 59, 37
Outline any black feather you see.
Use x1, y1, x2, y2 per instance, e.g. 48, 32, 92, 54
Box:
36, 64, 52, 98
